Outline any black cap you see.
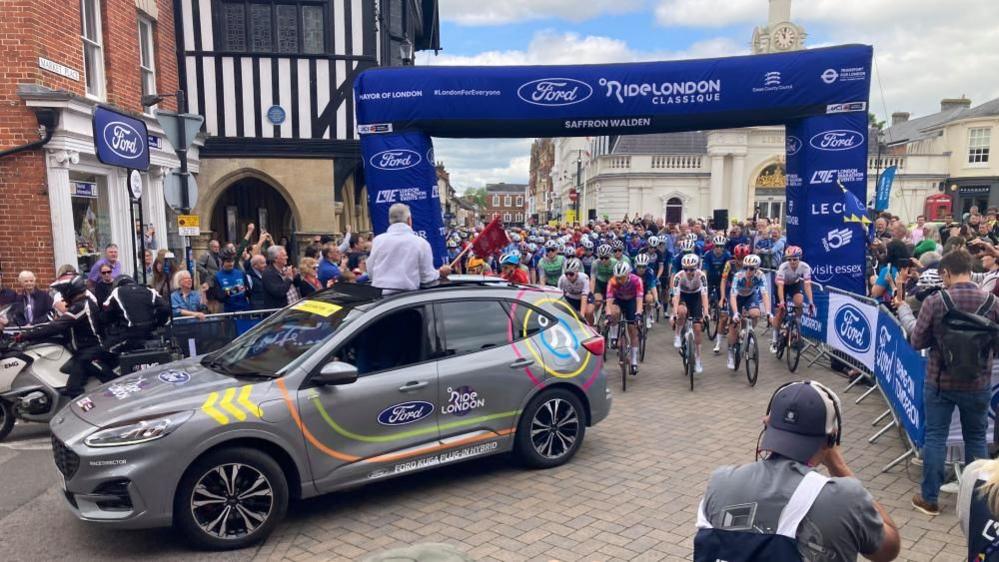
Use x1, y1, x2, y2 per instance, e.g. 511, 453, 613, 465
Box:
761, 381, 840, 463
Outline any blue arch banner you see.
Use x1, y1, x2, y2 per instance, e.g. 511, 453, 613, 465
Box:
355, 44, 872, 293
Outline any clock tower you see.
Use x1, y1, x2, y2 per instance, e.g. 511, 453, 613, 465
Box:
751, 0, 807, 54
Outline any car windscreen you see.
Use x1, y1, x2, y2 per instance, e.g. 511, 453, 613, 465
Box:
202, 299, 363, 377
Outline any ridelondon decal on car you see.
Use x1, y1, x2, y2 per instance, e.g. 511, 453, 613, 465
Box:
440, 386, 485, 416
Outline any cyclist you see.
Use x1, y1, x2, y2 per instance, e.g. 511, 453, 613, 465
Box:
499, 252, 530, 284
612, 240, 632, 269
591, 244, 617, 315
606, 261, 644, 375
770, 245, 815, 353
635, 253, 658, 329
579, 238, 597, 277
703, 235, 732, 353
726, 253, 772, 370
559, 258, 593, 323
671, 253, 710, 374
538, 240, 565, 287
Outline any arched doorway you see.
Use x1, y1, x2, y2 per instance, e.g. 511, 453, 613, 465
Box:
210, 177, 295, 249
665, 197, 683, 224
752, 162, 786, 224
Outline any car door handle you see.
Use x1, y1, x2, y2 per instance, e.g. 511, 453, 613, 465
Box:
509, 358, 534, 369
398, 381, 428, 392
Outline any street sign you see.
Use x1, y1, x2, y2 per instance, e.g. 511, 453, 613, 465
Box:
177, 214, 200, 236
154, 110, 203, 150
164, 171, 199, 212
128, 170, 143, 200
568, 189, 578, 201
92, 106, 150, 170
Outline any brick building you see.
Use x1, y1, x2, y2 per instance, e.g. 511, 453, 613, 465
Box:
0, 0, 198, 284
527, 138, 555, 223
484, 182, 527, 226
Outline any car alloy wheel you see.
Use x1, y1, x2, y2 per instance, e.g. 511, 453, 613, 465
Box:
530, 397, 579, 460
190, 463, 274, 540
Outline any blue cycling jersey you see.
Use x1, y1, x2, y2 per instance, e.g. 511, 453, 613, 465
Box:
702, 250, 732, 281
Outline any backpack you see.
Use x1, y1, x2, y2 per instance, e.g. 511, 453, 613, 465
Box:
939, 290, 999, 381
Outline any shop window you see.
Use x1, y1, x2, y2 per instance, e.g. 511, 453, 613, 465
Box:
70, 174, 112, 274
219, 1, 327, 54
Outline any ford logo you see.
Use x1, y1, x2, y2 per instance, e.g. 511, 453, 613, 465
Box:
102, 121, 145, 160
809, 129, 864, 152
377, 401, 434, 426
834, 303, 871, 353
517, 78, 592, 107
785, 135, 802, 156
369, 149, 421, 171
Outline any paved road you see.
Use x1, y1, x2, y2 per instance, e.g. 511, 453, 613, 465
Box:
0, 323, 967, 561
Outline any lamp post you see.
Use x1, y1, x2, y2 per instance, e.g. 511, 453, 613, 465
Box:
400, 33, 414, 66
574, 153, 582, 225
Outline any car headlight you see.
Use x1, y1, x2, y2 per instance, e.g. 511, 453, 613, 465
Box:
84, 411, 194, 448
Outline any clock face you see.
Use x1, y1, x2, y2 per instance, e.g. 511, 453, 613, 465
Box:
773, 24, 797, 50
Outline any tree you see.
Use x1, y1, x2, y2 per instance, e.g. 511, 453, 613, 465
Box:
463, 187, 488, 208
868, 112, 885, 131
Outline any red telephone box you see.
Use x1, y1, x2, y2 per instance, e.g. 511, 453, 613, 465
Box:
924, 193, 952, 221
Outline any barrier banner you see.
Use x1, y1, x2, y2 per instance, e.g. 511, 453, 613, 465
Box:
873, 309, 927, 447
360, 131, 447, 266
800, 290, 828, 341
825, 291, 878, 368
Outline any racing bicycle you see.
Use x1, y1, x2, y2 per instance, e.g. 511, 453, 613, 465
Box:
774, 303, 805, 373
676, 316, 696, 391
729, 306, 760, 387
612, 315, 636, 392
706, 286, 722, 340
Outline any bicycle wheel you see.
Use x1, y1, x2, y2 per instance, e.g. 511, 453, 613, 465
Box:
774, 322, 786, 360
706, 304, 719, 340
786, 318, 802, 373
639, 322, 648, 362
745, 331, 759, 386
685, 330, 695, 391
618, 323, 629, 392
732, 337, 742, 372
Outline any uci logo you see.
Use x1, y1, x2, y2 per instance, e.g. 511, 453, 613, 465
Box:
809, 129, 863, 152
102, 121, 144, 160
370, 149, 421, 171
377, 401, 434, 426
786, 135, 802, 156
835, 303, 871, 353
517, 78, 592, 107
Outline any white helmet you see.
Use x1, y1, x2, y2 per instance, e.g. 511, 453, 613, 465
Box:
565, 258, 583, 273
613, 261, 632, 277
678, 238, 696, 252
647, 236, 661, 248
635, 253, 651, 267
712, 234, 727, 246
681, 254, 700, 269
544, 240, 558, 251
581, 238, 594, 250
743, 254, 762, 268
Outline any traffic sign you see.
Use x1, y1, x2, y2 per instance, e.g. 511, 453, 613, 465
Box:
164, 171, 199, 212
568, 189, 578, 201
154, 110, 203, 151
177, 214, 200, 236
128, 170, 143, 200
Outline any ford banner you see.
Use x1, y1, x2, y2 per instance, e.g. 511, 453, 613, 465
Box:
92, 105, 150, 171
874, 309, 926, 447
825, 292, 878, 369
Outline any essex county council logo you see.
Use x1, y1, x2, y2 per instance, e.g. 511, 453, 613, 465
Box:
834, 303, 871, 353
369, 149, 422, 171
516, 78, 593, 107
808, 130, 864, 152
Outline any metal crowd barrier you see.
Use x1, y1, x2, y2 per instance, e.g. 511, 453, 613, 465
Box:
168, 308, 280, 357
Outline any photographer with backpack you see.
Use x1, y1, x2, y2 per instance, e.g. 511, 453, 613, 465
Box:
910, 249, 999, 516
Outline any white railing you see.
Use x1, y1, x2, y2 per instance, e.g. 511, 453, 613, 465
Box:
868, 156, 906, 170
651, 155, 703, 169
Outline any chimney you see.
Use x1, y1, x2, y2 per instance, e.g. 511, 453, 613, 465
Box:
891, 112, 910, 126
940, 96, 972, 112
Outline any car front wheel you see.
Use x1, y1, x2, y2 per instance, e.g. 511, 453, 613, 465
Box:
174, 447, 289, 550
515, 388, 586, 469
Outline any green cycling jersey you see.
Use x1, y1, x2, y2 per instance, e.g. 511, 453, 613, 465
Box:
539, 255, 565, 286
592, 257, 618, 282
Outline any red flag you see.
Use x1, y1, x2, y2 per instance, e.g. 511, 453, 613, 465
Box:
471, 217, 510, 258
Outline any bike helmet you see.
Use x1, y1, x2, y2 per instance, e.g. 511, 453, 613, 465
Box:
220, 248, 237, 262
114, 274, 135, 288
447, 240, 458, 249
565, 258, 583, 273
678, 238, 696, 252
527, 243, 537, 252
597, 244, 612, 257
917, 268, 943, 290
785, 246, 803, 259
647, 236, 661, 248
581, 238, 594, 250
511, 233, 522, 243
634, 253, 651, 267
613, 261, 632, 277
563, 246, 575, 257
712, 234, 727, 246
681, 254, 700, 269
612, 240, 625, 252
733, 244, 751, 261
500, 252, 520, 266
544, 240, 558, 251
743, 254, 762, 268
51, 274, 88, 300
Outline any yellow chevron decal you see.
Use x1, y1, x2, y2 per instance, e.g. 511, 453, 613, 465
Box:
201, 392, 229, 425
219, 387, 247, 422
237, 385, 263, 418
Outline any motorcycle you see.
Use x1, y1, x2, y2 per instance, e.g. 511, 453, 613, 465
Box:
0, 335, 80, 441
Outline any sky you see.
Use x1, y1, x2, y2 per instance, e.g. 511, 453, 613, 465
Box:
414, 0, 999, 194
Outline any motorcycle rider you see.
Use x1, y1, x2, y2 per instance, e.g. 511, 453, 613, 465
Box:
15, 275, 114, 398
102, 275, 171, 353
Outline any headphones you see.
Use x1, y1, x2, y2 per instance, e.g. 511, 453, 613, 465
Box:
757, 380, 843, 461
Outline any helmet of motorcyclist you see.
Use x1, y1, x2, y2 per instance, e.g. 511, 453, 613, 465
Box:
114, 275, 135, 288
51, 274, 88, 301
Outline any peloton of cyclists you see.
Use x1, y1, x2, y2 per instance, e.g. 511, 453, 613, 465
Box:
770, 245, 815, 353
671, 253, 710, 374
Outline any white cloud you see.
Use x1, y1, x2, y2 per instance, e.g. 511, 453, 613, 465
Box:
439, 0, 643, 26
433, 138, 532, 192
655, 0, 758, 28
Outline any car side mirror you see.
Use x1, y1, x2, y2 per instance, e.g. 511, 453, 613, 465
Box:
313, 361, 358, 386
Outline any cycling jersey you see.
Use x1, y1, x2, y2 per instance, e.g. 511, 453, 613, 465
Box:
591, 257, 618, 283
702, 250, 731, 282
579, 254, 596, 275
606, 274, 644, 301
671, 270, 709, 295
775, 260, 812, 286
538, 256, 565, 286
613, 253, 632, 268
637, 266, 658, 291
720, 261, 739, 283
729, 269, 769, 298
558, 272, 590, 300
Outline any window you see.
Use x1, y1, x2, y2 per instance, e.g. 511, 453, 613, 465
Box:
503, 213, 512, 223
507, 301, 551, 341
438, 301, 509, 356
335, 307, 431, 375
516, 196, 523, 207
969, 128, 991, 165
138, 17, 156, 106
492, 195, 500, 207
81, 0, 105, 98
515, 213, 523, 223
219, 1, 326, 54
504, 195, 512, 207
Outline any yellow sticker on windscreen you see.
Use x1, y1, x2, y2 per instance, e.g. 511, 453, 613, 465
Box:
292, 300, 342, 317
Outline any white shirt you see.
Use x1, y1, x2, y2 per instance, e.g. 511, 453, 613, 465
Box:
368, 222, 439, 292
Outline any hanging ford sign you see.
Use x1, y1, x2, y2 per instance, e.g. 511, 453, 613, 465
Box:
377, 401, 434, 426
809, 129, 864, 152
834, 303, 872, 353
517, 78, 593, 107
92, 106, 150, 170
370, 149, 422, 171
